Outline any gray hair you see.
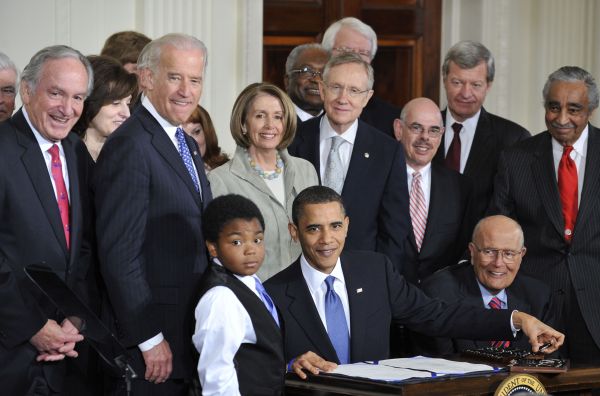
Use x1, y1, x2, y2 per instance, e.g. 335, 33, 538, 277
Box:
542, 66, 599, 111
0, 52, 18, 85
323, 52, 374, 90
285, 43, 329, 75
442, 40, 495, 83
21, 45, 93, 96
321, 17, 378, 61
137, 33, 208, 73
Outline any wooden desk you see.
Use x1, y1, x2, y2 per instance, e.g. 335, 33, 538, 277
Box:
285, 366, 600, 395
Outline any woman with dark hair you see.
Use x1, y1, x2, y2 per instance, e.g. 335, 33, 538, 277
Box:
74, 55, 138, 160
182, 104, 229, 171
208, 82, 318, 279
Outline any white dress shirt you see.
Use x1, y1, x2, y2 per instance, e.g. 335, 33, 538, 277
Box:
406, 163, 432, 209
299, 254, 351, 335
318, 115, 358, 182
294, 104, 322, 122
192, 262, 265, 396
551, 125, 588, 205
444, 110, 481, 173
23, 107, 70, 200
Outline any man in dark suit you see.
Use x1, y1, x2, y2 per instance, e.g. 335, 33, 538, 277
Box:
284, 43, 329, 122
321, 17, 400, 137
434, 41, 530, 234
415, 215, 555, 355
393, 97, 471, 285
288, 52, 409, 273
265, 186, 563, 367
490, 66, 600, 364
94, 33, 212, 394
0, 45, 93, 395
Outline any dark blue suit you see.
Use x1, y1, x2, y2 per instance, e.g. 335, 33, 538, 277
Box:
289, 116, 409, 272
94, 105, 212, 381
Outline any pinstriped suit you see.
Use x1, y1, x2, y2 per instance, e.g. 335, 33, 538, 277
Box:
490, 125, 600, 363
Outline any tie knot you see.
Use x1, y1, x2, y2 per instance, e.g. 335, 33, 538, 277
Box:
325, 275, 336, 291
489, 296, 503, 310
451, 123, 462, 135
562, 145, 574, 157
331, 136, 344, 150
48, 144, 60, 159
412, 171, 422, 181
175, 127, 185, 138
254, 277, 266, 293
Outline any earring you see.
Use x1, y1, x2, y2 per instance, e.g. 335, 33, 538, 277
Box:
242, 125, 247, 135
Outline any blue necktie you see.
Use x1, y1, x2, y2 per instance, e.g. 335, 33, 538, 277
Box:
324, 276, 350, 364
254, 277, 280, 327
175, 127, 201, 193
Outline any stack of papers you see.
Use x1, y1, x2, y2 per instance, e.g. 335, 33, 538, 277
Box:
331, 356, 498, 382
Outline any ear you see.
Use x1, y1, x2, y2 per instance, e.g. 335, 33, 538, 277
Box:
288, 222, 299, 242
343, 216, 350, 237
140, 68, 154, 91
318, 81, 326, 102
468, 242, 476, 261
521, 247, 527, 258
20, 80, 30, 105
284, 74, 290, 91
392, 118, 403, 142
206, 240, 218, 259
365, 89, 374, 103
241, 124, 247, 135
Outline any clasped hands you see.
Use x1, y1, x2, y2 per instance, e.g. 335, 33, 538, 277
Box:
29, 318, 84, 362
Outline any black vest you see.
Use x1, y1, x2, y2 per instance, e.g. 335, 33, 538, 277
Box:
197, 264, 285, 396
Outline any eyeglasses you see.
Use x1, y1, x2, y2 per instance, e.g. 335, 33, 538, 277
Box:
332, 46, 372, 59
472, 242, 524, 263
290, 66, 322, 79
323, 83, 371, 98
407, 123, 444, 138
0, 86, 16, 98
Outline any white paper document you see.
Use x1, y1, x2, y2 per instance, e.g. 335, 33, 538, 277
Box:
331, 356, 498, 382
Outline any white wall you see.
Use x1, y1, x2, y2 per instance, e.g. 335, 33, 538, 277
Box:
0, 0, 263, 154
442, 0, 600, 134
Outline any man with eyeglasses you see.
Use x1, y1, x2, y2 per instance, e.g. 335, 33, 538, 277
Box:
412, 215, 556, 356
393, 97, 472, 286
289, 52, 409, 276
284, 44, 329, 122
0, 52, 18, 122
321, 17, 401, 138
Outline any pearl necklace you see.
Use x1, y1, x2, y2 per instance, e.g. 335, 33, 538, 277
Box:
247, 150, 284, 180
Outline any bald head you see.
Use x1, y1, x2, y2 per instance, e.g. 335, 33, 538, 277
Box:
393, 97, 444, 170
472, 215, 524, 248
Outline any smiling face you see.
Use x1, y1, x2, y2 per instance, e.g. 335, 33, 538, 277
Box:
206, 218, 265, 277
144, 45, 204, 126
443, 61, 491, 122
289, 201, 349, 274
21, 57, 89, 142
245, 93, 284, 153
544, 80, 592, 146
285, 47, 329, 116
469, 216, 525, 295
88, 95, 132, 137
0, 68, 17, 122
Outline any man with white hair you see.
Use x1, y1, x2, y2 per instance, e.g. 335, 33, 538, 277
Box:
0, 52, 18, 122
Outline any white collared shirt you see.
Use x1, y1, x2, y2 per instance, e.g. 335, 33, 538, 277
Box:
192, 260, 265, 396
299, 254, 351, 335
551, 125, 588, 205
22, 107, 70, 200
318, 115, 358, 182
294, 104, 323, 122
406, 163, 432, 210
444, 110, 481, 173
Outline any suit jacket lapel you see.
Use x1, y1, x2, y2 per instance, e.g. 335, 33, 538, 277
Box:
531, 133, 564, 238
341, 255, 368, 362
418, 165, 443, 257
186, 132, 212, 208
14, 111, 69, 256
573, 124, 600, 239
285, 262, 338, 360
342, 122, 373, 196
463, 108, 494, 176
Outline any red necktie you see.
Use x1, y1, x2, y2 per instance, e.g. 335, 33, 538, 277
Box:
488, 297, 510, 348
444, 123, 462, 172
48, 144, 70, 250
558, 146, 578, 242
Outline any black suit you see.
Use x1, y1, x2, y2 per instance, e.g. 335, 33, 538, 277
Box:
434, 108, 530, 233
265, 250, 513, 363
413, 262, 555, 355
289, 116, 409, 272
0, 110, 93, 394
490, 125, 600, 363
94, 106, 212, 386
403, 163, 471, 285
359, 95, 401, 138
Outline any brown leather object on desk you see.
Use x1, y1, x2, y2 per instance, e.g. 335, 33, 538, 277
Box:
285, 365, 600, 395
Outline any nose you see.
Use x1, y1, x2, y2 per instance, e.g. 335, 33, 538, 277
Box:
556, 107, 570, 125
459, 83, 471, 98
59, 97, 75, 116
178, 79, 190, 97
244, 242, 256, 255
120, 102, 131, 118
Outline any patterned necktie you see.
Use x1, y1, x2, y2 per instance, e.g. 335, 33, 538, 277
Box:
254, 277, 279, 327
558, 145, 578, 242
324, 276, 350, 364
488, 296, 510, 348
444, 122, 462, 172
175, 127, 201, 194
48, 144, 70, 250
323, 136, 345, 194
409, 171, 427, 251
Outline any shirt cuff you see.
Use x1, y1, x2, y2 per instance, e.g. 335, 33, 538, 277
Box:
138, 332, 164, 352
287, 358, 296, 372
510, 310, 520, 338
